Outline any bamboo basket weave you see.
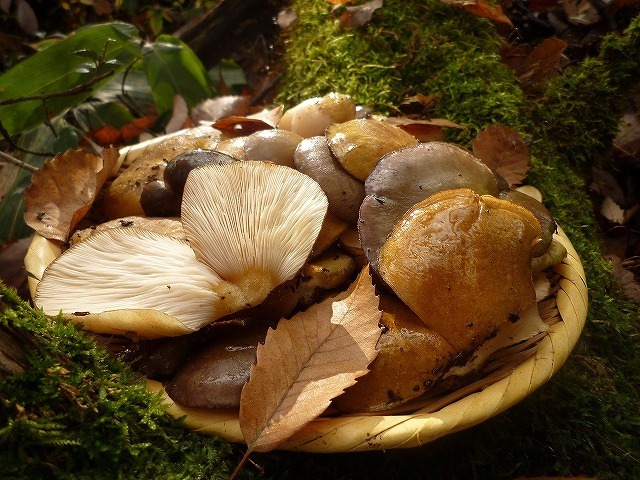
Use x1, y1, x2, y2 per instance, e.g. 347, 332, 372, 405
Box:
25, 224, 587, 453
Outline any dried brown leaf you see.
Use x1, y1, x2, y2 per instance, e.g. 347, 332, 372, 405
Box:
24, 147, 119, 241
472, 125, 530, 187
502, 38, 567, 85
238, 267, 382, 453
440, 0, 513, 26
600, 196, 626, 224
191, 95, 251, 123
339, 0, 384, 28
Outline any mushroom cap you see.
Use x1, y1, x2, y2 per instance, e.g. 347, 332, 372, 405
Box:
326, 119, 419, 181
332, 294, 456, 413
498, 188, 556, 257
243, 129, 303, 168
294, 136, 365, 224
278, 92, 356, 138
378, 188, 542, 353
359, 142, 500, 272
35, 162, 328, 337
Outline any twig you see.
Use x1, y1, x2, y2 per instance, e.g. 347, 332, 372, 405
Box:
0, 69, 116, 107
0, 121, 56, 157
0, 150, 39, 173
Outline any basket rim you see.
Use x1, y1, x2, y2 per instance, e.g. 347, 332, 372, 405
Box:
26, 226, 587, 453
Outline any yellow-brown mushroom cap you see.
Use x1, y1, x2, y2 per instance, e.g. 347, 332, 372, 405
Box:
378, 188, 543, 353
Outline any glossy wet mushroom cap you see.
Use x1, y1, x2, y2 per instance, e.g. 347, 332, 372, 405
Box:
378, 188, 542, 353
326, 118, 419, 181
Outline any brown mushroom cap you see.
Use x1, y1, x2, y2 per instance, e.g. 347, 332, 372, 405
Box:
359, 142, 500, 272
332, 294, 456, 413
378, 188, 542, 353
243, 129, 303, 168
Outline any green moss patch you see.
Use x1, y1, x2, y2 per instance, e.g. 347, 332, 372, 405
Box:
0, 285, 235, 480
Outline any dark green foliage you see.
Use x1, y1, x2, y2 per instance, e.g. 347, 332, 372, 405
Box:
0, 284, 235, 479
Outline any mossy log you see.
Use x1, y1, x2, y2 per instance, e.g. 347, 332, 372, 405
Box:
1, 1, 639, 479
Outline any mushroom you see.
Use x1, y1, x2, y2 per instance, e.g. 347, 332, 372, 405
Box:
35, 162, 328, 338
378, 188, 542, 353
359, 142, 500, 271
325, 118, 419, 181
69, 216, 185, 246
293, 136, 365, 224
243, 129, 304, 168
278, 92, 356, 138
165, 320, 270, 409
97, 134, 220, 219
332, 294, 456, 413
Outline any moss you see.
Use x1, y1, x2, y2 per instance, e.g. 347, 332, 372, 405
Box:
276, 0, 526, 143
0, 284, 235, 480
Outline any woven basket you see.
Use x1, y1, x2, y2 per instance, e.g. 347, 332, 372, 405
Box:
25, 224, 587, 453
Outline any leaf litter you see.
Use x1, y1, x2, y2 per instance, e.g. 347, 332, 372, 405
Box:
233, 266, 381, 476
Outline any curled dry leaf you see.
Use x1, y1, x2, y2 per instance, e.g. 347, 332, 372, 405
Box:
211, 107, 283, 137
339, 0, 384, 29
502, 37, 567, 86
439, 0, 512, 26
238, 267, 382, 453
24, 147, 119, 241
384, 117, 465, 142
472, 124, 530, 187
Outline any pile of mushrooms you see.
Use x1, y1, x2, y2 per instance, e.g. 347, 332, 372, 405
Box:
33, 92, 567, 414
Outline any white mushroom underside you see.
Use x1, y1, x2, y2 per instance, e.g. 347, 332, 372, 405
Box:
182, 162, 328, 284
35, 228, 224, 329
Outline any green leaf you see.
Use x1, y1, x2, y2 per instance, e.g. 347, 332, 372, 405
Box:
0, 23, 141, 137
210, 59, 247, 95
0, 118, 79, 243
141, 35, 213, 116
73, 101, 134, 131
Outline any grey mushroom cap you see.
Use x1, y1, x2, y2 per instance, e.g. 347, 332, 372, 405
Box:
359, 142, 500, 272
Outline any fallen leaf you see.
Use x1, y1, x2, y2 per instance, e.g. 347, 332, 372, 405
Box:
88, 116, 157, 147
440, 0, 513, 26
238, 267, 382, 454
0, 234, 32, 300
472, 125, 530, 187
502, 38, 567, 86
191, 95, 251, 123
608, 256, 640, 304
92, 0, 113, 16
339, 0, 384, 28
561, 0, 601, 25
16, 0, 38, 35
165, 95, 189, 133
614, 106, 640, 160
24, 147, 119, 241
398, 93, 440, 116
590, 168, 625, 205
383, 116, 465, 142
600, 196, 626, 224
